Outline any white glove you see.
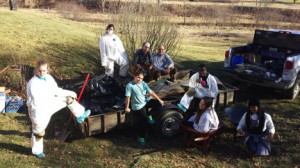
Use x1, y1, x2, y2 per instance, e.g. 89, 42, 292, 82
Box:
69, 91, 77, 99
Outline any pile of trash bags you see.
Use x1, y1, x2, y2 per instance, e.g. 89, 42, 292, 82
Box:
65, 75, 127, 115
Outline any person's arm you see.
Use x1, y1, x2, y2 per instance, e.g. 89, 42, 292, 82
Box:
237, 113, 247, 135
165, 54, 174, 68
210, 75, 219, 98
125, 83, 132, 113
148, 51, 153, 66
125, 96, 131, 113
196, 112, 210, 133
149, 91, 164, 106
188, 114, 196, 122
99, 35, 108, 67
265, 114, 275, 140
188, 73, 198, 88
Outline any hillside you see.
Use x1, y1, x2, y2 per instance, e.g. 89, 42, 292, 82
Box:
0, 8, 102, 78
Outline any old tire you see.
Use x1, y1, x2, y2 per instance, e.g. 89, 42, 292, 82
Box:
285, 77, 300, 99
157, 110, 183, 138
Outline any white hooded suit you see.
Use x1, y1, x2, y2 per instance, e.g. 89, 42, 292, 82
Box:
180, 73, 218, 109
27, 74, 85, 155
99, 33, 129, 77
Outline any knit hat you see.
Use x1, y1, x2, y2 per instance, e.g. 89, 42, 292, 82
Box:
248, 97, 260, 107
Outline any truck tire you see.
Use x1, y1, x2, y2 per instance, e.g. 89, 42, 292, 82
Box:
157, 110, 183, 138
286, 77, 300, 99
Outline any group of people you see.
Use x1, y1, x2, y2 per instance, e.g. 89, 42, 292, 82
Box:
99, 24, 176, 82
26, 24, 275, 159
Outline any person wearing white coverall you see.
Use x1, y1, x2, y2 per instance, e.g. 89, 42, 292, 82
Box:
27, 60, 90, 158
99, 24, 129, 77
177, 64, 218, 117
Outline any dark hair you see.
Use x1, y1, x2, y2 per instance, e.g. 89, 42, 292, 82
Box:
134, 69, 145, 77
198, 63, 206, 69
106, 24, 114, 30
36, 59, 48, 68
246, 97, 265, 134
195, 97, 214, 123
247, 97, 263, 115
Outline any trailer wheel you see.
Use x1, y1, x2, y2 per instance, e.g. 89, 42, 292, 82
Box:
157, 110, 183, 138
286, 77, 300, 99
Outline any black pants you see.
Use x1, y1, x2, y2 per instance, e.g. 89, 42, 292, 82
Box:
132, 99, 161, 138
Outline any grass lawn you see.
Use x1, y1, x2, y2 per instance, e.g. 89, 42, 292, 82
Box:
0, 7, 299, 167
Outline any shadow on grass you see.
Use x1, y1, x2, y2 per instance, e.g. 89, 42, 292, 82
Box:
0, 142, 31, 155
0, 130, 30, 138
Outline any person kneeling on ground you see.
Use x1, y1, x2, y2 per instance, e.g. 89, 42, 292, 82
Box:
186, 97, 219, 133
125, 70, 164, 145
27, 59, 91, 158
237, 97, 275, 156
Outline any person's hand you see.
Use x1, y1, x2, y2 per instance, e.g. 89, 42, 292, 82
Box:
238, 129, 245, 136
69, 91, 77, 99
125, 108, 131, 113
268, 133, 274, 141
159, 99, 164, 106
165, 68, 170, 74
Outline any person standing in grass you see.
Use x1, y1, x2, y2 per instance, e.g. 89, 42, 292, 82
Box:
237, 97, 275, 156
125, 70, 164, 145
177, 64, 218, 118
99, 24, 129, 78
27, 59, 91, 158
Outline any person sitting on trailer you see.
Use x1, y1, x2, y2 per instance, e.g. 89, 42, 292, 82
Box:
125, 70, 164, 145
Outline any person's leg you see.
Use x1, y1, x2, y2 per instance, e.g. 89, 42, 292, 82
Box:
169, 68, 177, 82
145, 99, 161, 124
246, 136, 257, 154
28, 108, 51, 158
105, 60, 114, 77
116, 54, 129, 77
133, 107, 148, 144
256, 139, 271, 156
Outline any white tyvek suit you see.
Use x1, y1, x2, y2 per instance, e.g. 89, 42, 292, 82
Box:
99, 33, 129, 77
180, 73, 219, 109
26, 74, 85, 155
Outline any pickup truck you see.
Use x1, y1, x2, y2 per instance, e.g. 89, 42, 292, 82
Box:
221, 29, 300, 99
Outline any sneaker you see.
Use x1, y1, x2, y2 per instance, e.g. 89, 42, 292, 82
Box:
138, 137, 146, 146
76, 110, 91, 123
177, 103, 187, 112
35, 152, 46, 158
147, 115, 156, 124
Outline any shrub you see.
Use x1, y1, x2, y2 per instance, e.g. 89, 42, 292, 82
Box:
110, 4, 181, 62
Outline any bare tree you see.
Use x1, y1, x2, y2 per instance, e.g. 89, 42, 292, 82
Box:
111, 4, 180, 61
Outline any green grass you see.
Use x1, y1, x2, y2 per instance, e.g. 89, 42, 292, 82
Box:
0, 8, 102, 78
0, 7, 300, 168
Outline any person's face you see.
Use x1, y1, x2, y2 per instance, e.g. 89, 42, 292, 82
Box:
134, 74, 144, 84
157, 46, 165, 55
36, 64, 48, 78
107, 27, 114, 35
143, 45, 150, 53
199, 67, 207, 77
249, 106, 259, 113
199, 99, 206, 110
